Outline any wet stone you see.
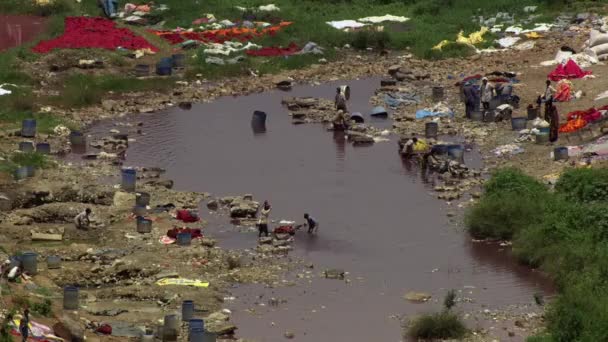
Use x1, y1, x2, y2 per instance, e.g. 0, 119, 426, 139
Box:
324, 269, 345, 280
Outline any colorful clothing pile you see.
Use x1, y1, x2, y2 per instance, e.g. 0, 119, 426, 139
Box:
548, 59, 592, 81
166, 227, 202, 239
246, 42, 299, 56
175, 209, 199, 223
150, 21, 292, 45
32, 17, 158, 53
554, 79, 573, 102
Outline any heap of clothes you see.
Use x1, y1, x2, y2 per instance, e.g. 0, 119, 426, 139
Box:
559, 105, 608, 133
32, 17, 158, 53
548, 59, 593, 81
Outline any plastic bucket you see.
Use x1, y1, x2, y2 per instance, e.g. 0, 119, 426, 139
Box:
370, 106, 388, 117
527, 107, 539, 120
536, 133, 549, 144
339, 85, 351, 100
554, 147, 569, 161
14, 166, 29, 180
121, 168, 136, 192
182, 300, 194, 321
135, 192, 150, 207
177, 232, 192, 246
21, 119, 36, 138
156, 64, 172, 76
470, 110, 484, 122
350, 112, 364, 123
252, 111, 267, 126
447, 144, 464, 162
511, 117, 527, 130
25, 165, 35, 177
136, 217, 152, 233
172, 54, 185, 68
189, 328, 204, 342
63, 286, 79, 310
539, 126, 550, 134
425, 122, 438, 139
163, 314, 179, 341
46, 255, 61, 269
21, 252, 38, 275
189, 319, 204, 331
70, 131, 87, 147
432, 86, 444, 101
19, 141, 34, 152
36, 142, 51, 154
134, 64, 150, 77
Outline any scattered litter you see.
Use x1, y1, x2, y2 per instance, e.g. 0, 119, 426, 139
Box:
384, 92, 421, 108
358, 15, 409, 24
492, 144, 524, 157
203, 41, 260, 55
595, 90, 608, 101
415, 102, 454, 119
496, 36, 520, 48
514, 41, 535, 50
159, 236, 176, 244
258, 4, 280, 11
0, 83, 17, 96
156, 278, 210, 287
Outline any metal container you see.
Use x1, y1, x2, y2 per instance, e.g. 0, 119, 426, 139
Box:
182, 300, 194, 322
527, 107, 539, 120
21, 252, 38, 275
554, 147, 569, 161
121, 168, 136, 192
536, 133, 549, 144
136, 217, 152, 233
425, 122, 438, 139
135, 64, 150, 77
36, 142, 51, 154
432, 86, 444, 101
350, 112, 364, 123
19, 141, 34, 152
21, 119, 36, 138
46, 255, 61, 269
135, 192, 150, 207
511, 117, 527, 130
163, 314, 179, 341
63, 286, 79, 310
177, 232, 192, 246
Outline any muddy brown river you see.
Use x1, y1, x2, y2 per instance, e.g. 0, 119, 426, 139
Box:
0, 15, 47, 51
87, 78, 552, 341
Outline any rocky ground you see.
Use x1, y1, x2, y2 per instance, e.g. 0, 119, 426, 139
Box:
3, 14, 608, 342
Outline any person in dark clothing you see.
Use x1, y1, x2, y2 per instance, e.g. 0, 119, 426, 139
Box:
549, 105, 559, 142
462, 84, 477, 118
19, 309, 30, 342
303, 213, 318, 234
544, 96, 554, 122
258, 201, 271, 237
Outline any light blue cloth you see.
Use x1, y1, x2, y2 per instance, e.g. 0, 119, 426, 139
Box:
384, 93, 421, 108
415, 109, 454, 119
101, 0, 118, 17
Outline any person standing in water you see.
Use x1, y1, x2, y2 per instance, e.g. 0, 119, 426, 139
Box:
258, 201, 271, 237
335, 87, 347, 112
303, 213, 318, 234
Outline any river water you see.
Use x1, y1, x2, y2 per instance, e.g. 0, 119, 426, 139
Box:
87, 78, 552, 341
0, 15, 47, 51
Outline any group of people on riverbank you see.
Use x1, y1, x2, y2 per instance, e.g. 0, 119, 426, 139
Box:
257, 201, 318, 238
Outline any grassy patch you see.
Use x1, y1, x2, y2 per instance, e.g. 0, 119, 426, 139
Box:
407, 311, 468, 340
468, 167, 608, 340
31, 299, 53, 317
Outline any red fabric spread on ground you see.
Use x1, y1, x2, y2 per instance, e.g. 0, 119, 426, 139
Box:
554, 80, 572, 102
246, 42, 299, 56
548, 59, 592, 81
150, 22, 292, 45
273, 225, 296, 235
167, 227, 202, 239
32, 17, 158, 53
175, 209, 199, 223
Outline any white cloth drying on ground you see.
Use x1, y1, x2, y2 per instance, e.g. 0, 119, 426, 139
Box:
203, 41, 260, 56
497, 36, 521, 48
358, 15, 409, 23
326, 20, 366, 30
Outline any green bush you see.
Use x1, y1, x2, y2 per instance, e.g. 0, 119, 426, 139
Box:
31, 299, 53, 317
555, 168, 608, 202
10, 152, 50, 169
484, 168, 549, 198
465, 192, 542, 240
407, 311, 467, 340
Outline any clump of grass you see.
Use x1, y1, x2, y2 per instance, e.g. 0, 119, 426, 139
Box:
407, 311, 467, 340
31, 299, 52, 317
10, 152, 50, 169
555, 168, 608, 202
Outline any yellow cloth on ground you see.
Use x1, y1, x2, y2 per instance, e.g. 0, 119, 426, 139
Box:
525, 32, 543, 39
413, 139, 428, 152
456, 27, 489, 46
156, 278, 210, 287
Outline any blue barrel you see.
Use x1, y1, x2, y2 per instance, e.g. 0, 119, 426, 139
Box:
134, 64, 150, 77
19, 141, 34, 152
252, 111, 267, 126
47, 255, 61, 269
21, 119, 36, 138
554, 147, 569, 161
190, 328, 204, 342
177, 232, 191, 246
172, 54, 185, 68
69, 131, 85, 146
136, 217, 152, 233
63, 286, 79, 310
135, 192, 150, 207
425, 122, 438, 138
21, 252, 38, 275
511, 117, 527, 130
121, 168, 136, 192
432, 86, 444, 101
182, 300, 194, 321
36, 142, 51, 154
25, 165, 35, 177
163, 314, 179, 341
431, 144, 449, 155
370, 106, 388, 117
14, 166, 29, 180
189, 319, 204, 331
447, 144, 464, 162
157, 57, 173, 76
350, 112, 364, 123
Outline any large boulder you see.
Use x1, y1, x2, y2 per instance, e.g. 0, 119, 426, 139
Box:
228, 197, 259, 218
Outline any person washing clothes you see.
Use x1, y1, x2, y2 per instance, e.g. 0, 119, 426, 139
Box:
480, 77, 494, 111
548, 104, 559, 143
542, 80, 556, 118
335, 87, 348, 112
258, 201, 271, 237
74, 208, 91, 230
302, 213, 318, 234
333, 110, 348, 131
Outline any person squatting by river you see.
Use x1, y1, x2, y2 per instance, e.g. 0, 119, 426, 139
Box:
74, 208, 91, 230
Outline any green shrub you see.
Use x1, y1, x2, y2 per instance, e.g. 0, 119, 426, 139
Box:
527, 334, 554, 342
443, 289, 457, 310
407, 311, 467, 340
465, 192, 542, 240
484, 168, 548, 198
555, 168, 608, 202
31, 299, 53, 317
10, 152, 50, 169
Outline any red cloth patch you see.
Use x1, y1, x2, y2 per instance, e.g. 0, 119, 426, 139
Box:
548, 59, 592, 81
246, 42, 299, 56
150, 22, 292, 45
96, 324, 112, 335
33, 17, 158, 53
167, 227, 202, 239
176, 210, 199, 223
